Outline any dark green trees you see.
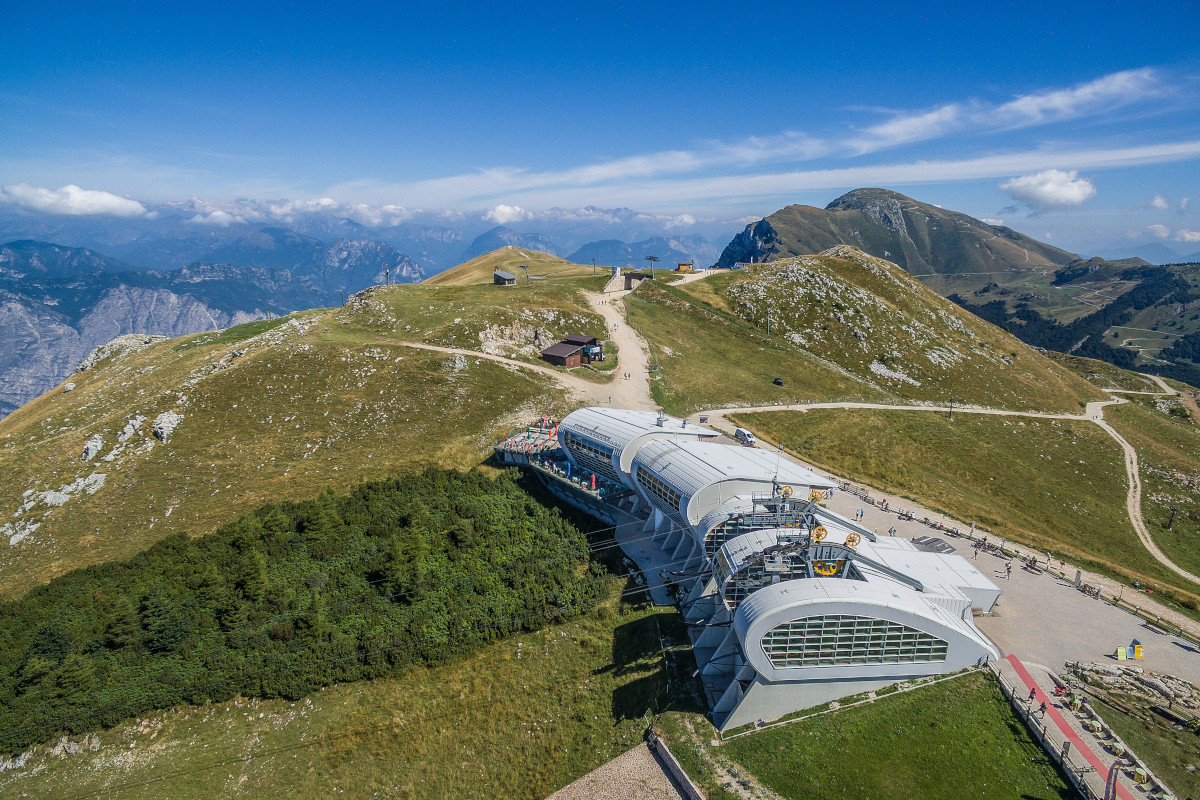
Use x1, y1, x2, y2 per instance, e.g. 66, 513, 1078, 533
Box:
0, 468, 600, 755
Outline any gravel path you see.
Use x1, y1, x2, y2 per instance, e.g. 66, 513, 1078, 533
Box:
547, 743, 685, 800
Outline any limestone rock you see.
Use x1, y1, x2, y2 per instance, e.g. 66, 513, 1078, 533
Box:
153, 411, 183, 442
82, 434, 104, 461
117, 415, 146, 444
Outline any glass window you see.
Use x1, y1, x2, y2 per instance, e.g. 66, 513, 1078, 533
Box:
761, 614, 948, 668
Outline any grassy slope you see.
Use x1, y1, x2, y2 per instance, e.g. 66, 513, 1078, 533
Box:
729, 408, 1200, 597
366, 277, 611, 372
0, 600, 673, 800
0, 308, 571, 599
661, 672, 1071, 800
1043, 351, 1165, 392
1107, 400, 1200, 581
671, 249, 1105, 413
624, 279, 893, 417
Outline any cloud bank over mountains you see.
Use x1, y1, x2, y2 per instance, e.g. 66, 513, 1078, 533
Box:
0, 184, 150, 218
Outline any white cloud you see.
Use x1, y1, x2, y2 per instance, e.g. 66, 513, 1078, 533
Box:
1148, 224, 1171, 238
850, 68, 1160, 153
188, 210, 246, 226
1176, 229, 1200, 242
981, 218, 1005, 226
0, 183, 149, 217
994, 68, 1159, 126
1181, 197, 1191, 212
483, 204, 534, 225
318, 138, 1200, 213
999, 169, 1097, 209
1150, 194, 1170, 209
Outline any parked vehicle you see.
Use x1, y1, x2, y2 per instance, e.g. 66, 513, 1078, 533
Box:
734, 427, 756, 446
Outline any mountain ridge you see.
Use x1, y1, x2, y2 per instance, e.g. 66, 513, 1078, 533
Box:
714, 188, 1078, 274
461, 226, 562, 260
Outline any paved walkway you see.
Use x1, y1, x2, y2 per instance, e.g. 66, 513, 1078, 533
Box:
827, 471, 1200, 681
765, 440, 1200, 675
998, 656, 1139, 800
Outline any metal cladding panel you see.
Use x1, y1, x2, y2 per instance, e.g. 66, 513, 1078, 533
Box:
557, 407, 713, 484
732, 579, 999, 682
718, 529, 786, 573
632, 440, 836, 525
859, 549, 1001, 614
695, 496, 758, 542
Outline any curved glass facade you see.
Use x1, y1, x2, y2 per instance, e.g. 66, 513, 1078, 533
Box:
761, 614, 948, 668
562, 430, 620, 482
636, 467, 683, 519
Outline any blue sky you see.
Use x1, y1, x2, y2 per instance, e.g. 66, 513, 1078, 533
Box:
2, 1, 1199, 252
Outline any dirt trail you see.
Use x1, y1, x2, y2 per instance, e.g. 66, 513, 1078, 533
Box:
666, 268, 720, 286
583, 289, 656, 411
392, 341, 601, 402
389, 287, 658, 412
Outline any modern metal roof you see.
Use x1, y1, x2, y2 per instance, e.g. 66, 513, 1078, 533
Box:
559, 407, 711, 458
694, 496, 759, 541
632, 439, 835, 503
494, 270, 516, 280
732, 578, 1000, 679
717, 529, 784, 573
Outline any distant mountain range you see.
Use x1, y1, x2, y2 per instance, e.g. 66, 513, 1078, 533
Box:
0, 235, 421, 417
0, 205, 729, 276
715, 188, 1077, 273
462, 226, 563, 260
1093, 240, 1200, 265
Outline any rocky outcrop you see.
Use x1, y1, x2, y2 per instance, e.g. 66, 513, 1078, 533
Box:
152, 411, 183, 442
0, 288, 246, 418
713, 219, 783, 268
77, 334, 169, 372
82, 434, 104, 461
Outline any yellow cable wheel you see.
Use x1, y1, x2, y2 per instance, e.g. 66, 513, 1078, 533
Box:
809, 490, 823, 502
813, 560, 840, 576
812, 526, 827, 541
845, 532, 861, 547
780, 485, 793, 498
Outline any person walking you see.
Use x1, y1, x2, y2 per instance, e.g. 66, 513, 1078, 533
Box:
1038, 701, 1047, 718
1028, 687, 1037, 702
1006, 562, 1013, 580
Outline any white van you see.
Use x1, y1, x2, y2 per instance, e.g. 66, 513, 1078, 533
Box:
734, 427, 756, 446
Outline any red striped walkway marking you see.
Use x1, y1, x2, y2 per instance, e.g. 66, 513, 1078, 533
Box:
1006, 655, 1133, 800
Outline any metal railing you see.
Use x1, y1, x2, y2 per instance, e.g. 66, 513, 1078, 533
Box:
988, 661, 1135, 800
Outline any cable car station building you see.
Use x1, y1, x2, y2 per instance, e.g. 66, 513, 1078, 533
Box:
550, 407, 1002, 731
